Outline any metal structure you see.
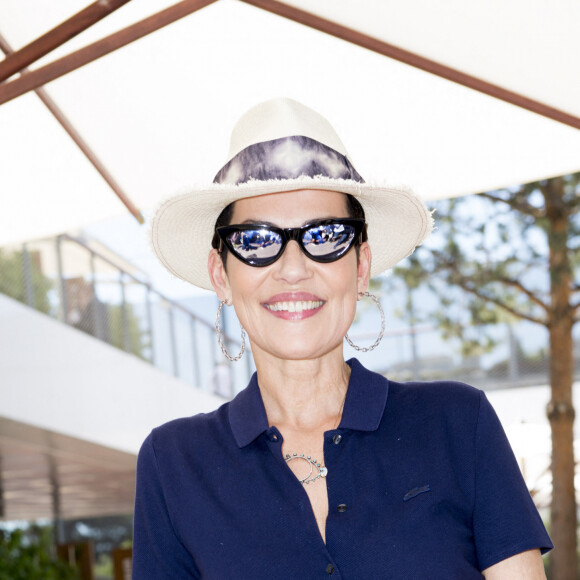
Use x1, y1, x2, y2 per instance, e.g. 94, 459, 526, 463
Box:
7, 232, 253, 395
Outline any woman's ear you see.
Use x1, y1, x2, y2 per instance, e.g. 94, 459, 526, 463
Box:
357, 242, 371, 295
208, 249, 231, 301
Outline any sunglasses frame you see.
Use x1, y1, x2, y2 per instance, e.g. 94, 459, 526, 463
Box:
216, 218, 366, 267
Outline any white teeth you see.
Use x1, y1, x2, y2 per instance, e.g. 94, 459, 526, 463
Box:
266, 300, 323, 312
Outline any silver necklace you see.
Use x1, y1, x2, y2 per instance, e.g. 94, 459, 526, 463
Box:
284, 386, 347, 486
285, 453, 328, 485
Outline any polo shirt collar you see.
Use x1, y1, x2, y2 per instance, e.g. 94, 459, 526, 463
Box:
229, 358, 389, 448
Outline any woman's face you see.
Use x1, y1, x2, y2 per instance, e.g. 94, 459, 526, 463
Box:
208, 189, 371, 362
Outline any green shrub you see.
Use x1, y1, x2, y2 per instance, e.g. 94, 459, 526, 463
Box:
0, 527, 79, 580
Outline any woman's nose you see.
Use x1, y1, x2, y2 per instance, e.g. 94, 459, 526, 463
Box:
272, 240, 312, 284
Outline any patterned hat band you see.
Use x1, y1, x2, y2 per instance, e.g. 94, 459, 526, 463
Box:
213, 135, 365, 186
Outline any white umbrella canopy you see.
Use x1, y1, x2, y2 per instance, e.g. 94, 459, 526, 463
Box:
0, 0, 579, 246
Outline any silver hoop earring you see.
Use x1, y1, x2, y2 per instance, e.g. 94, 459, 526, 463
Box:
345, 292, 385, 352
215, 299, 246, 362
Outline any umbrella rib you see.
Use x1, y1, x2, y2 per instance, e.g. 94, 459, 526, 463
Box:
0, 0, 218, 107
0, 0, 577, 132
0, 0, 133, 84
241, 0, 580, 131
0, 31, 145, 225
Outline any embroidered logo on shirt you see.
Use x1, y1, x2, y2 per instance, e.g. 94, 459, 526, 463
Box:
403, 484, 431, 502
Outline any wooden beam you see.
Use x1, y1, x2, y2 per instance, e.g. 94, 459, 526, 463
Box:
0, 0, 133, 83
0, 32, 145, 225
241, 0, 580, 131
0, 0, 217, 105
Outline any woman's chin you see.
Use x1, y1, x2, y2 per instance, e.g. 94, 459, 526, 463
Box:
253, 338, 344, 363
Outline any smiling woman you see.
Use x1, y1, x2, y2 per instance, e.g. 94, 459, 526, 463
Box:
134, 98, 552, 579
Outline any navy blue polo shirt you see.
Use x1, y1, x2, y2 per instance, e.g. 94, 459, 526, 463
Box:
133, 359, 552, 579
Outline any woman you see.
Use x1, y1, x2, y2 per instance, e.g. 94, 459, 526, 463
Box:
134, 98, 552, 578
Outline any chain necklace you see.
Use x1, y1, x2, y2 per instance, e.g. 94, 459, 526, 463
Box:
284, 387, 347, 485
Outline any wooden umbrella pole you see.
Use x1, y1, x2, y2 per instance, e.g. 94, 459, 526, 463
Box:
241, 0, 580, 132
0, 0, 217, 106
0, 32, 145, 225
0, 0, 133, 83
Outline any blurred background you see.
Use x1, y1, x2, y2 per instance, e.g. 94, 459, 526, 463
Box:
1, 1, 579, 578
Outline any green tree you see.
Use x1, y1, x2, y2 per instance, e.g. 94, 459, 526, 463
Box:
108, 302, 147, 358
0, 526, 79, 580
0, 248, 52, 313
392, 173, 580, 579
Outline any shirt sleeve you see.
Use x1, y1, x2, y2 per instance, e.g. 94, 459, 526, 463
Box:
132, 432, 201, 579
472, 391, 553, 571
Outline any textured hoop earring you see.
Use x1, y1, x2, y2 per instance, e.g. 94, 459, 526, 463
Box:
215, 299, 246, 362
345, 292, 385, 352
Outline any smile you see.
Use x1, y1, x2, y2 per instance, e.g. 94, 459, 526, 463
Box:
264, 300, 324, 313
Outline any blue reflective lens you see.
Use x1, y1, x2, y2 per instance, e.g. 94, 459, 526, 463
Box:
217, 219, 364, 267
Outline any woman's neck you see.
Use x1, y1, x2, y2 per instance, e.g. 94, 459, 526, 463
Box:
253, 347, 351, 432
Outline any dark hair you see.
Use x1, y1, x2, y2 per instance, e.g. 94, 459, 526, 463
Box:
211, 193, 368, 263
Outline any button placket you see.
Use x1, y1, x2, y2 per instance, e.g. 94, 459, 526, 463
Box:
325, 429, 354, 559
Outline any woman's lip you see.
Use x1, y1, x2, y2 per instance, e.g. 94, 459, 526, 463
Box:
264, 292, 323, 304
261, 292, 325, 321
262, 302, 324, 321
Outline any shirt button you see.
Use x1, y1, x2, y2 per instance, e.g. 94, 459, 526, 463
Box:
337, 504, 347, 513
332, 434, 342, 444
272, 434, 278, 441
326, 564, 335, 575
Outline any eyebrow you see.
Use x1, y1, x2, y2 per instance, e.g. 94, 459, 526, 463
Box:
236, 217, 344, 228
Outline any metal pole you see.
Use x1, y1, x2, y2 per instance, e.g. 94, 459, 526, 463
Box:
89, 251, 105, 341
21, 243, 35, 308
119, 273, 130, 353
168, 305, 179, 378
55, 235, 68, 324
245, 346, 253, 385
190, 316, 201, 387
145, 286, 155, 364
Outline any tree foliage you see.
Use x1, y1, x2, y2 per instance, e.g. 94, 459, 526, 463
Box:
0, 248, 52, 314
0, 526, 79, 580
393, 173, 580, 347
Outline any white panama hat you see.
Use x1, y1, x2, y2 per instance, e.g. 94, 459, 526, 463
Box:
151, 97, 433, 290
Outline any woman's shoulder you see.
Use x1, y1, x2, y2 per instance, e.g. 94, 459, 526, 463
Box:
388, 377, 482, 400
146, 398, 233, 449
384, 376, 487, 424
352, 358, 483, 405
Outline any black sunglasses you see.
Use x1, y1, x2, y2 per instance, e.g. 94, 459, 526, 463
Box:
216, 218, 365, 267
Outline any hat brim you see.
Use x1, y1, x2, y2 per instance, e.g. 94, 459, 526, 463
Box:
151, 176, 433, 291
